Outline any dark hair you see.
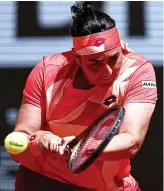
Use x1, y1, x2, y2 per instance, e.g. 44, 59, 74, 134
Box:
70, 1, 115, 37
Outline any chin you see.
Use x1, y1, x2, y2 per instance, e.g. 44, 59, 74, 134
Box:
90, 81, 105, 86
98, 79, 113, 86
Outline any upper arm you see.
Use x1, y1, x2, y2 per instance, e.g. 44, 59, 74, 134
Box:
15, 58, 46, 136
124, 62, 157, 105
119, 62, 157, 146
14, 99, 42, 137
23, 58, 45, 109
124, 62, 157, 104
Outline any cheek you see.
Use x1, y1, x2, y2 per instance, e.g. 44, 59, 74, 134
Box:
110, 56, 123, 70
116, 56, 123, 68
80, 61, 99, 74
107, 59, 116, 70
83, 67, 98, 77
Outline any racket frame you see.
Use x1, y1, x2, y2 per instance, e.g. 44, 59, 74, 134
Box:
67, 105, 125, 174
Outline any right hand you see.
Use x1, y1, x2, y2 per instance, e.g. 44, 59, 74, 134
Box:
38, 133, 62, 157
38, 133, 75, 162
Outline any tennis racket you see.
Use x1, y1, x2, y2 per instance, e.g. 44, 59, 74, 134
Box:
64, 105, 125, 174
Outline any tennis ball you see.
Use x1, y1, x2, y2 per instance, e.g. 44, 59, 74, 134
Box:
4, 132, 28, 155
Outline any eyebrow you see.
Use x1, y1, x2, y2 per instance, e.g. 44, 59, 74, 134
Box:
89, 57, 103, 62
88, 52, 119, 62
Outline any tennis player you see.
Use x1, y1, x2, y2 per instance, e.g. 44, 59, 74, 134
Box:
11, 2, 157, 191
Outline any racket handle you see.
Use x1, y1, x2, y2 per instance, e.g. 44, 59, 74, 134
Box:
60, 136, 76, 152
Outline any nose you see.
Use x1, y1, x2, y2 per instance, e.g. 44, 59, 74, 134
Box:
99, 64, 112, 76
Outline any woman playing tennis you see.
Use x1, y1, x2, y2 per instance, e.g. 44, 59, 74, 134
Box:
11, 2, 157, 191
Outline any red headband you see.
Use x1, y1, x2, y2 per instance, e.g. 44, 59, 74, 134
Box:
73, 27, 121, 55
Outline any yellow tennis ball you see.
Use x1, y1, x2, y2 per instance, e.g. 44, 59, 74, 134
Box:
4, 132, 28, 155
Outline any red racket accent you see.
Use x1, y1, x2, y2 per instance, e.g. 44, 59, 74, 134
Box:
67, 106, 125, 174
72, 110, 119, 170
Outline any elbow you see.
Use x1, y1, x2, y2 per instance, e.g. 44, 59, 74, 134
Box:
128, 137, 141, 158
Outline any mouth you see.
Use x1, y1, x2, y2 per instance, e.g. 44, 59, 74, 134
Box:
100, 76, 111, 80
89, 76, 111, 85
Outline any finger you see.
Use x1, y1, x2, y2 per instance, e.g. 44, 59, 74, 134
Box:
56, 138, 62, 146
50, 141, 54, 151
61, 136, 75, 150
49, 139, 58, 151
43, 139, 50, 150
62, 136, 75, 143
42, 134, 52, 149
58, 145, 65, 155
54, 145, 59, 153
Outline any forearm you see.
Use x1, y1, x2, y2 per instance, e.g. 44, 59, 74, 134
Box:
99, 133, 140, 161
12, 130, 53, 158
12, 129, 64, 162
10, 101, 57, 161
28, 130, 53, 155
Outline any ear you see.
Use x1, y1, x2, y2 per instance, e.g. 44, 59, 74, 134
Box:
120, 40, 133, 54
72, 48, 81, 65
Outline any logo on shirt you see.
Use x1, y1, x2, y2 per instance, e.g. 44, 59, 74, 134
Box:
142, 81, 156, 88
103, 95, 117, 106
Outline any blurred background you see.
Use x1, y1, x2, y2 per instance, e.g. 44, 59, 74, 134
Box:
0, 1, 163, 191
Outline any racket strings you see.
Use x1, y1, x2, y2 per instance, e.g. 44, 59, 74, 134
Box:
71, 110, 119, 170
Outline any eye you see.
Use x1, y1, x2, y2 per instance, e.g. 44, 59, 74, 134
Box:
92, 61, 100, 65
90, 59, 103, 66
110, 53, 120, 60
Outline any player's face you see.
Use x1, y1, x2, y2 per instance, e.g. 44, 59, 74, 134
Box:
77, 46, 124, 86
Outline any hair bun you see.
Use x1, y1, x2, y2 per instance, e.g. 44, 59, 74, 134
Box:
71, 1, 93, 19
